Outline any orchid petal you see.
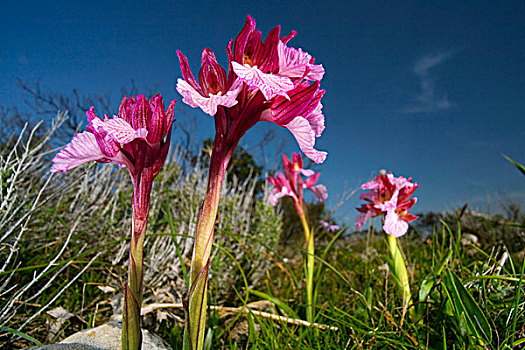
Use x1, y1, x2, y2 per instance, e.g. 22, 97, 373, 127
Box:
384, 210, 409, 237
292, 152, 303, 169
267, 175, 297, 205
321, 221, 340, 232
304, 102, 325, 137
361, 180, 379, 190
176, 50, 201, 93
300, 169, 315, 177
99, 117, 148, 144
51, 132, 106, 173
234, 16, 257, 63
231, 61, 294, 100
285, 116, 327, 164
376, 189, 399, 212
268, 187, 287, 206
278, 41, 325, 81
355, 210, 374, 231
147, 96, 165, 143
176, 79, 240, 116
267, 82, 323, 126
304, 171, 320, 188
309, 184, 328, 202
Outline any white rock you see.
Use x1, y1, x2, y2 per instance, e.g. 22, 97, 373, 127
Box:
25, 321, 172, 350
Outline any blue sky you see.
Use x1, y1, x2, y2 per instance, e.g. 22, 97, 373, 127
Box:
2, 0, 524, 222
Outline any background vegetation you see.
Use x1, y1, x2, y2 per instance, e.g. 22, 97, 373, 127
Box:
1, 87, 524, 349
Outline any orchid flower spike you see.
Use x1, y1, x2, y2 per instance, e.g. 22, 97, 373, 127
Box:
355, 172, 420, 237
51, 94, 175, 220
267, 152, 327, 215
176, 15, 327, 164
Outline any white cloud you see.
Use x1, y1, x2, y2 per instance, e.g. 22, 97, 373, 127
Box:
404, 52, 454, 113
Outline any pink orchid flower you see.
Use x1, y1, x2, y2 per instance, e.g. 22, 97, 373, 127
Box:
355, 172, 419, 237
52, 95, 175, 216
268, 153, 327, 215
176, 15, 327, 164
52, 95, 174, 176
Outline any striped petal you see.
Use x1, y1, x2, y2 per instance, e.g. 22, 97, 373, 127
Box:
51, 132, 106, 173
99, 117, 148, 144
231, 61, 294, 100
285, 116, 327, 164
278, 41, 325, 81
176, 78, 241, 116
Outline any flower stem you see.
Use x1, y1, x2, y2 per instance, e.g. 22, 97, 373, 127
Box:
122, 176, 153, 350
299, 209, 315, 323
183, 138, 229, 350
386, 234, 414, 320
122, 210, 147, 350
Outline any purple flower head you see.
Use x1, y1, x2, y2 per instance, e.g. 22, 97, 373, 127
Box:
355, 172, 419, 237
321, 220, 340, 232
267, 153, 327, 215
51, 95, 175, 222
176, 15, 327, 165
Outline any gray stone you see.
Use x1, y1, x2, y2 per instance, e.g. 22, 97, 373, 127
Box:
26, 321, 171, 350
26, 345, 105, 350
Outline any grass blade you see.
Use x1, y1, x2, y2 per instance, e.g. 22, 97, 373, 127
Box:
165, 204, 189, 289
509, 257, 525, 345
0, 326, 43, 346
247, 288, 299, 319
503, 154, 525, 176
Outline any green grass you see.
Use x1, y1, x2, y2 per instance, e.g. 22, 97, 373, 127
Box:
159, 220, 524, 349
1, 120, 524, 348
4, 212, 525, 349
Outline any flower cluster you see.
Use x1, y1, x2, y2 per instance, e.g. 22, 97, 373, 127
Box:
268, 153, 327, 214
176, 15, 327, 164
355, 172, 419, 237
51, 94, 175, 176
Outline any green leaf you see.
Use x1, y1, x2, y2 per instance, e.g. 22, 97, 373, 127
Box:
419, 274, 435, 303
247, 288, 299, 319
203, 328, 213, 350
442, 269, 492, 344
503, 154, 525, 176
0, 326, 42, 346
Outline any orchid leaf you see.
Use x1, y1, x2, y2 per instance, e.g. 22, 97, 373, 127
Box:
442, 269, 492, 344
419, 274, 435, 303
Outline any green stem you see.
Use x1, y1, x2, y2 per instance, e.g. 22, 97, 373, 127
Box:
183, 140, 228, 350
299, 209, 315, 323
386, 234, 414, 320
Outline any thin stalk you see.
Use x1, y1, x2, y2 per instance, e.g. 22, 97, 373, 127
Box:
299, 209, 315, 323
183, 137, 228, 350
122, 177, 153, 350
387, 234, 414, 320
